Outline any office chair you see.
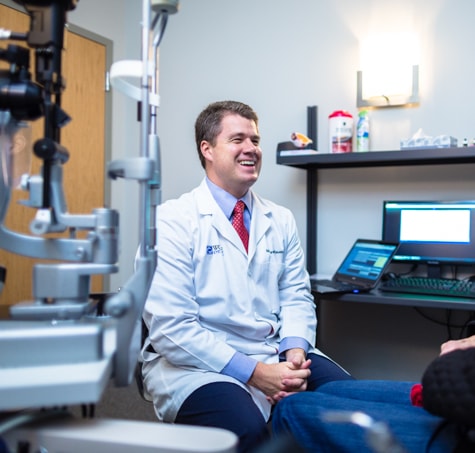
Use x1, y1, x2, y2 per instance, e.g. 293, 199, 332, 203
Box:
135, 318, 153, 402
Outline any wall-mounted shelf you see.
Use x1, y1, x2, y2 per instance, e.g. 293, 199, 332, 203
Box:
276, 145, 475, 286
276, 103, 475, 308
277, 146, 475, 169
277, 146, 475, 310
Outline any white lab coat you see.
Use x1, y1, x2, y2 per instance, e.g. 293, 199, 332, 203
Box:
142, 179, 324, 422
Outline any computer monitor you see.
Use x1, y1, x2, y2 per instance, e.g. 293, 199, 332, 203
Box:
382, 200, 475, 277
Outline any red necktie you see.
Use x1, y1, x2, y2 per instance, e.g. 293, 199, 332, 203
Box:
232, 200, 249, 252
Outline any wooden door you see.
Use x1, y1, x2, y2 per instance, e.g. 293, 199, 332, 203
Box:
0, 2, 109, 306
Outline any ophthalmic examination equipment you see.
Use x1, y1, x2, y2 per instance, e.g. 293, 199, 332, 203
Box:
0, 1, 237, 451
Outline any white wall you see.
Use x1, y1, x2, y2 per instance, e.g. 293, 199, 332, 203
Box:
70, 0, 475, 380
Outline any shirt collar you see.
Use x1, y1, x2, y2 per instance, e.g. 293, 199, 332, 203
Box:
205, 177, 253, 219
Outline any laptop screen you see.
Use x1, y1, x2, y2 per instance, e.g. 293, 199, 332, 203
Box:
335, 239, 399, 284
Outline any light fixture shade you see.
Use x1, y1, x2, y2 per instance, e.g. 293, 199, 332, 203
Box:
357, 32, 420, 108
357, 65, 419, 108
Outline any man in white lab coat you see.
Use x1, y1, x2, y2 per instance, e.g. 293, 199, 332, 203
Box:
141, 100, 352, 452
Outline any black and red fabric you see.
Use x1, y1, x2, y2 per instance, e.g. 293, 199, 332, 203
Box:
422, 347, 475, 426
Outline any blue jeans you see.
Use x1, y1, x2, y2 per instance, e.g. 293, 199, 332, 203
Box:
272, 380, 460, 453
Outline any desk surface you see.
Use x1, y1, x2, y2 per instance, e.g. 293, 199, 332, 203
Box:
315, 288, 475, 310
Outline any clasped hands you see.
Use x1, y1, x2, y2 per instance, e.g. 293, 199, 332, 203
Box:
248, 348, 311, 405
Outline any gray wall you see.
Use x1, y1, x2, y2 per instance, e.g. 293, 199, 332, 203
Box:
69, 0, 475, 381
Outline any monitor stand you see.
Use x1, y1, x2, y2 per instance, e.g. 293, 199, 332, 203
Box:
427, 263, 442, 279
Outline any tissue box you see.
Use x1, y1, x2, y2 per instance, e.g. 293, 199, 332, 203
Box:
400, 135, 458, 150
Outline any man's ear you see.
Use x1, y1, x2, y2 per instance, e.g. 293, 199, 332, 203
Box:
200, 140, 212, 161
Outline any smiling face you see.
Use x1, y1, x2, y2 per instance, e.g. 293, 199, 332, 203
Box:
200, 113, 262, 199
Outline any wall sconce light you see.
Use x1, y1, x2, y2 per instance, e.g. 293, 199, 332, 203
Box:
356, 32, 420, 108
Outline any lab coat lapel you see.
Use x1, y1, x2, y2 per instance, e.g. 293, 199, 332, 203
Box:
195, 181, 246, 252
248, 194, 272, 259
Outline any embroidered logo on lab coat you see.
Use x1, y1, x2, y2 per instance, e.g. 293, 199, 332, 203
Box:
206, 245, 224, 255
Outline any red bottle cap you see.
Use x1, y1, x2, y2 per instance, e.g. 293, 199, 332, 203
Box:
329, 110, 353, 119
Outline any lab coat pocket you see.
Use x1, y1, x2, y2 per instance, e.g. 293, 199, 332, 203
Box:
251, 253, 285, 314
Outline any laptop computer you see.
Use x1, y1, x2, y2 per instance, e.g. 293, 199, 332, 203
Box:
310, 238, 399, 295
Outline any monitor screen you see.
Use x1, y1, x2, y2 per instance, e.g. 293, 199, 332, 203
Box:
382, 200, 475, 266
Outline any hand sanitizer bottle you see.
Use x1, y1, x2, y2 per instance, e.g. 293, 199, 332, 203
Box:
356, 110, 370, 152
